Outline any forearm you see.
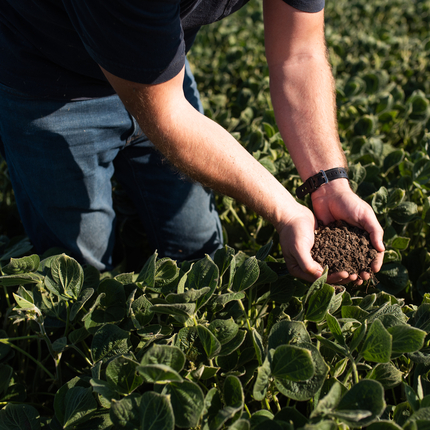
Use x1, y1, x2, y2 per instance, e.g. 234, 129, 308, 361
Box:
101, 66, 304, 231
263, 0, 346, 181
269, 53, 347, 180
136, 98, 301, 230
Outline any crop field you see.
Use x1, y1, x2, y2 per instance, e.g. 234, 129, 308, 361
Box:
0, 0, 429, 429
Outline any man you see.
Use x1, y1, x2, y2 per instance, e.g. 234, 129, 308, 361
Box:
0, 0, 384, 283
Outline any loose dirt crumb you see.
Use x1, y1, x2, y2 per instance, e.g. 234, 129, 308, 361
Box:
311, 220, 377, 276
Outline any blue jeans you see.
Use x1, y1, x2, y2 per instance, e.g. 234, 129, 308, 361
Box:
0, 59, 223, 270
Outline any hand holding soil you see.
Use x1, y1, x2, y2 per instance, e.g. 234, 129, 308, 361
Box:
311, 220, 378, 279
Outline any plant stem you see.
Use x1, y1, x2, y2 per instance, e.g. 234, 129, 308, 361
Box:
0, 339, 55, 380
63, 301, 70, 338
236, 298, 252, 331
350, 358, 359, 385
273, 394, 282, 413
2, 285, 11, 309
70, 345, 93, 367
264, 398, 272, 413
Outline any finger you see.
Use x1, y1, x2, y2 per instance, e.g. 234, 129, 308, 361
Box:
327, 270, 350, 284
371, 251, 384, 273
286, 259, 323, 283
357, 210, 385, 252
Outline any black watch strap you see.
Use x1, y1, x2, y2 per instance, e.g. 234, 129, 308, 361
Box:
296, 167, 349, 199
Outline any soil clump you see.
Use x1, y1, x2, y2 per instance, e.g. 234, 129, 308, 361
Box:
311, 220, 377, 276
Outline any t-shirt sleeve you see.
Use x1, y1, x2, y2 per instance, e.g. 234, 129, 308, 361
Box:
62, 0, 185, 84
282, 0, 325, 13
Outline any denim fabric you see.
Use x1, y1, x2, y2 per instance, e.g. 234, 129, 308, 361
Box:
0, 59, 223, 270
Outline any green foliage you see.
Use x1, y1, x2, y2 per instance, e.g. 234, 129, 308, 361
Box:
0, 247, 429, 429
0, 0, 429, 428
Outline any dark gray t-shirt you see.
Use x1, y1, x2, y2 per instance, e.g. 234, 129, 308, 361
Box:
0, 0, 324, 99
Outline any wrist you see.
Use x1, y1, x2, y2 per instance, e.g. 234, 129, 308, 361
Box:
311, 177, 351, 200
296, 167, 349, 200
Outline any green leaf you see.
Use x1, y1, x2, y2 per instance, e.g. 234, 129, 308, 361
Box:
162, 380, 204, 428
311, 381, 345, 418
312, 333, 348, 356
113, 392, 175, 430
372, 187, 388, 214
0, 272, 43, 287
150, 303, 196, 317
304, 267, 328, 305
305, 283, 335, 322
2, 254, 40, 275
110, 395, 143, 430
253, 355, 272, 401
274, 407, 308, 429
91, 324, 131, 363
166, 287, 211, 304
232, 256, 260, 292
341, 305, 369, 321
0, 403, 41, 430
136, 252, 157, 285
332, 380, 385, 427
268, 320, 311, 350
389, 202, 419, 224
208, 376, 244, 430
274, 343, 329, 401
52, 337, 67, 353
63, 386, 97, 428
90, 378, 120, 407
140, 344, 186, 372
376, 262, 410, 295
388, 325, 426, 354
130, 294, 154, 327
213, 245, 236, 277
360, 319, 392, 363
225, 374, 245, 410
91, 279, 126, 324
45, 254, 84, 300
106, 356, 143, 395
255, 241, 273, 261
404, 407, 430, 426
403, 383, 421, 412
413, 304, 430, 332
208, 318, 239, 345
137, 364, 183, 384
391, 236, 410, 250
154, 258, 180, 287
271, 345, 314, 381
387, 188, 405, 209
218, 329, 247, 356
228, 419, 251, 430
186, 255, 219, 296
197, 324, 222, 359
326, 313, 345, 345
383, 149, 405, 172
366, 363, 403, 389
252, 328, 264, 366
212, 292, 246, 307
70, 288, 94, 321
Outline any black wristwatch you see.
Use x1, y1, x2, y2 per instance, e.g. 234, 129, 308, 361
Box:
296, 167, 349, 199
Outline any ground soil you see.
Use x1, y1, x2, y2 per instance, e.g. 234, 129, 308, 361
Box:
311, 220, 378, 276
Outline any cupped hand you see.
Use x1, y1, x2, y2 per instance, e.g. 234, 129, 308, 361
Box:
277, 203, 323, 283
311, 178, 385, 285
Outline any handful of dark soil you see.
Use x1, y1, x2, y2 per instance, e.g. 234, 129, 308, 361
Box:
311, 220, 378, 276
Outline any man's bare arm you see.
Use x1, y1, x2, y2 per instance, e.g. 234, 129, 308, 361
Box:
100, 66, 305, 235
